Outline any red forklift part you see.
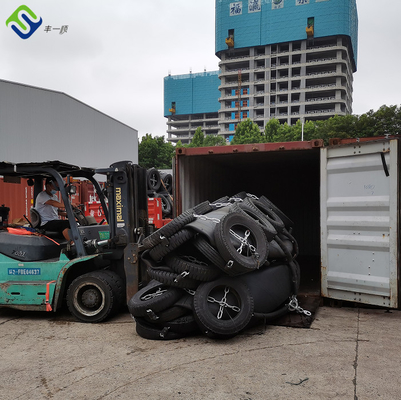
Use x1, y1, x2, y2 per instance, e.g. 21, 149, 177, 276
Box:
46, 281, 56, 311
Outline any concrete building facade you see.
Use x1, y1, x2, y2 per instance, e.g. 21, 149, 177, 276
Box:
165, 0, 358, 143
0, 79, 138, 168
164, 71, 220, 144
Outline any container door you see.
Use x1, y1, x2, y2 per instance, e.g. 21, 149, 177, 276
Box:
321, 139, 399, 308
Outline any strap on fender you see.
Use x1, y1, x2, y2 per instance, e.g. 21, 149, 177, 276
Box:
45, 281, 56, 311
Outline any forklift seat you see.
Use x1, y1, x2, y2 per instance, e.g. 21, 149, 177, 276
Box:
30, 208, 41, 229
30, 208, 66, 239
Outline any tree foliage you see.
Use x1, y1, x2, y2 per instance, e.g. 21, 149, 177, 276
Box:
188, 127, 204, 147
177, 127, 226, 148
204, 134, 226, 147
138, 134, 175, 169
231, 118, 263, 144
262, 105, 401, 145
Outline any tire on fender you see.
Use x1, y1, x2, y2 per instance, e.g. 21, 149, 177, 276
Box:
193, 277, 254, 336
128, 279, 183, 317
214, 212, 269, 276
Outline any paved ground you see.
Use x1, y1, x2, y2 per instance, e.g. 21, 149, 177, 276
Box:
0, 305, 400, 400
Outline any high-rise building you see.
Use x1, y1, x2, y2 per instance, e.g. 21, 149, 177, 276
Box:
165, 0, 358, 144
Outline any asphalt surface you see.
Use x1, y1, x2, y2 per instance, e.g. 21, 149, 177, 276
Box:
0, 305, 400, 400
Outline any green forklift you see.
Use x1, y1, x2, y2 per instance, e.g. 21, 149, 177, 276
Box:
0, 160, 148, 322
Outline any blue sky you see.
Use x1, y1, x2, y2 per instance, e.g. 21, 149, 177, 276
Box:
1, 0, 400, 138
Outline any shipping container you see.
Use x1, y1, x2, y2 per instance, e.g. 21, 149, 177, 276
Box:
173, 138, 400, 308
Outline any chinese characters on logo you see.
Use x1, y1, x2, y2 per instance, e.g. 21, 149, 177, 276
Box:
44, 25, 69, 34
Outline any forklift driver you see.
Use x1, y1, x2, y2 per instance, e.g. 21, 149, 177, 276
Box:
35, 177, 71, 241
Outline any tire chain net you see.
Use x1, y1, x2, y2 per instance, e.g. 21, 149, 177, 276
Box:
130, 191, 311, 340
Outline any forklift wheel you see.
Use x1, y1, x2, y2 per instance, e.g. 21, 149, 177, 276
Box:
67, 271, 119, 323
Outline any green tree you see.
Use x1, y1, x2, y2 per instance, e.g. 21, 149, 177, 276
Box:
189, 127, 205, 147
204, 134, 226, 147
138, 134, 175, 169
264, 118, 280, 142
231, 118, 262, 144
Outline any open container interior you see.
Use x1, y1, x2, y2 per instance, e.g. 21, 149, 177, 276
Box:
174, 143, 322, 297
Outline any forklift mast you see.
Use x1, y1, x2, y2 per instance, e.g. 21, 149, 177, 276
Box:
104, 161, 149, 300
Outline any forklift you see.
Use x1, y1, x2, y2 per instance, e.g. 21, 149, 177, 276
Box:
0, 160, 148, 322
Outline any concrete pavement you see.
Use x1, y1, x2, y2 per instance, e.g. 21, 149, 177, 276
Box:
0, 305, 400, 399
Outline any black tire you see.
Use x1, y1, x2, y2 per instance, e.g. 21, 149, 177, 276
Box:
128, 280, 183, 317
101, 270, 125, 312
143, 305, 189, 324
67, 271, 119, 323
165, 252, 221, 282
149, 228, 196, 261
259, 195, 294, 230
147, 168, 162, 192
214, 212, 269, 276
146, 265, 201, 290
156, 193, 173, 218
142, 201, 212, 249
165, 314, 200, 335
193, 277, 254, 336
235, 199, 277, 241
135, 317, 186, 340
161, 173, 173, 194
250, 199, 285, 233
192, 235, 227, 272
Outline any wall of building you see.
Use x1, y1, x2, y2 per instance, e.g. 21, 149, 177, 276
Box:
215, 0, 358, 70
0, 79, 138, 169
164, 71, 221, 117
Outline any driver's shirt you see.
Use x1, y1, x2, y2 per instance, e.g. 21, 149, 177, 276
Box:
35, 191, 60, 225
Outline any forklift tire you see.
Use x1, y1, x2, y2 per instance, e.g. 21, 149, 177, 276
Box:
142, 201, 212, 250
66, 271, 120, 323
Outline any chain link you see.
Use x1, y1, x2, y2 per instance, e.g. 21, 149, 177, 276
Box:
211, 202, 232, 208
174, 270, 190, 283
181, 255, 208, 267
193, 213, 221, 224
207, 286, 240, 319
229, 229, 258, 257
287, 295, 312, 316
141, 287, 167, 301
228, 197, 244, 203
246, 193, 259, 200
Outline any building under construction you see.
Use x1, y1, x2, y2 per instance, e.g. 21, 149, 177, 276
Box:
164, 0, 358, 144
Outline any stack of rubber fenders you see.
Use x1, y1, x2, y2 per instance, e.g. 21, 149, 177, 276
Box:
129, 192, 303, 340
